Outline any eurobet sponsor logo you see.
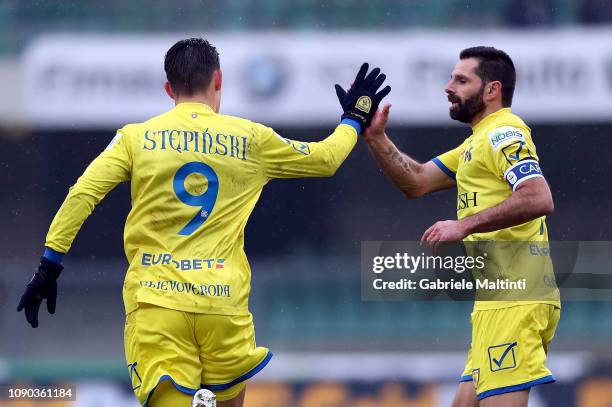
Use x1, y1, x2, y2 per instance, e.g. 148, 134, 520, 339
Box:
489, 126, 525, 150
141, 252, 225, 271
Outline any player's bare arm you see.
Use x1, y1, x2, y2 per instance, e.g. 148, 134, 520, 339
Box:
363, 105, 456, 198
421, 177, 553, 244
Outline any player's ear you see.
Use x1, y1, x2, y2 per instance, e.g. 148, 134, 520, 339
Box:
213, 69, 222, 92
212, 70, 222, 113
485, 81, 501, 103
164, 81, 176, 101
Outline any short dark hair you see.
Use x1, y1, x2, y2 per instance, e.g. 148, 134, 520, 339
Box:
164, 38, 220, 96
459, 46, 516, 107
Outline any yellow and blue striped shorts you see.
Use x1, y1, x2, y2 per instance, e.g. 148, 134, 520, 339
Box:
124, 303, 272, 405
460, 303, 560, 400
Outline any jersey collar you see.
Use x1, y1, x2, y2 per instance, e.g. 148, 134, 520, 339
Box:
174, 102, 215, 113
471, 108, 512, 133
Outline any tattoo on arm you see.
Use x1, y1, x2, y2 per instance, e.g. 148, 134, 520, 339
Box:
370, 142, 424, 196
383, 147, 414, 175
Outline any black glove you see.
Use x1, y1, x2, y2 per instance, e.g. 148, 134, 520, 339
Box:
335, 62, 391, 130
17, 257, 63, 328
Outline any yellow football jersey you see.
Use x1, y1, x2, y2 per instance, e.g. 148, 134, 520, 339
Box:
45, 102, 358, 315
433, 108, 560, 310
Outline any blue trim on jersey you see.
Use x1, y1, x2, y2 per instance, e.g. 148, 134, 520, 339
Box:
432, 157, 456, 180
143, 375, 198, 407
476, 375, 555, 400
43, 247, 65, 265
341, 118, 362, 135
459, 374, 473, 382
201, 351, 273, 391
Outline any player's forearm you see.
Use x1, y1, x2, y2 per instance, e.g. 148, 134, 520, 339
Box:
459, 183, 554, 235
314, 121, 359, 176
365, 134, 425, 197
45, 146, 130, 252
45, 186, 99, 253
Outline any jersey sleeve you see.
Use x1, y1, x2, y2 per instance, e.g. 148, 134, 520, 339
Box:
431, 141, 465, 180
45, 127, 133, 253
485, 125, 544, 191
255, 122, 358, 179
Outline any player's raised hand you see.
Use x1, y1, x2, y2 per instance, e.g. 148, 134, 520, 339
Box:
17, 257, 63, 328
420, 220, 469, 249
362, 103, 392, 142
335, 62, 391, 132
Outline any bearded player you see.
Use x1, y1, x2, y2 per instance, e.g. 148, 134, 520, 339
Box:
17, 38, 391, 407
363, 47, 559, 406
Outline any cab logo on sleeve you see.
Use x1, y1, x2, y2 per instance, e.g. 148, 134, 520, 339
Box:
356, 96, 372, 113
488, 342, 518, 372
488, 126, 525, 150
105, 132, 123, 150
504, 159, 543, 189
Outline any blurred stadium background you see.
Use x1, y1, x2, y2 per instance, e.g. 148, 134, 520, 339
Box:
1, 1, 612, 406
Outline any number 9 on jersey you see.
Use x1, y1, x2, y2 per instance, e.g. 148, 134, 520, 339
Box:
173, 162, 219, 236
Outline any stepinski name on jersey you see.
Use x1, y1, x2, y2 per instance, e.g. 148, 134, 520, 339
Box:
141, 252, 225, 271
139, 279, 230, 297
143, 129, 247, 160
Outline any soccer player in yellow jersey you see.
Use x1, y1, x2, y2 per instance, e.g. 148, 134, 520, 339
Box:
16, 38, 390, 407
364, 47, 559, 406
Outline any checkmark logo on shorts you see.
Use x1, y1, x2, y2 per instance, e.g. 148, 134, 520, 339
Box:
488, 342, 518, 372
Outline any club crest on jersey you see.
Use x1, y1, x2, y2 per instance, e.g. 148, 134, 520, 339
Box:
489, 126, 525, 150
356, 96, 372, 113
463, 146, 473, 162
